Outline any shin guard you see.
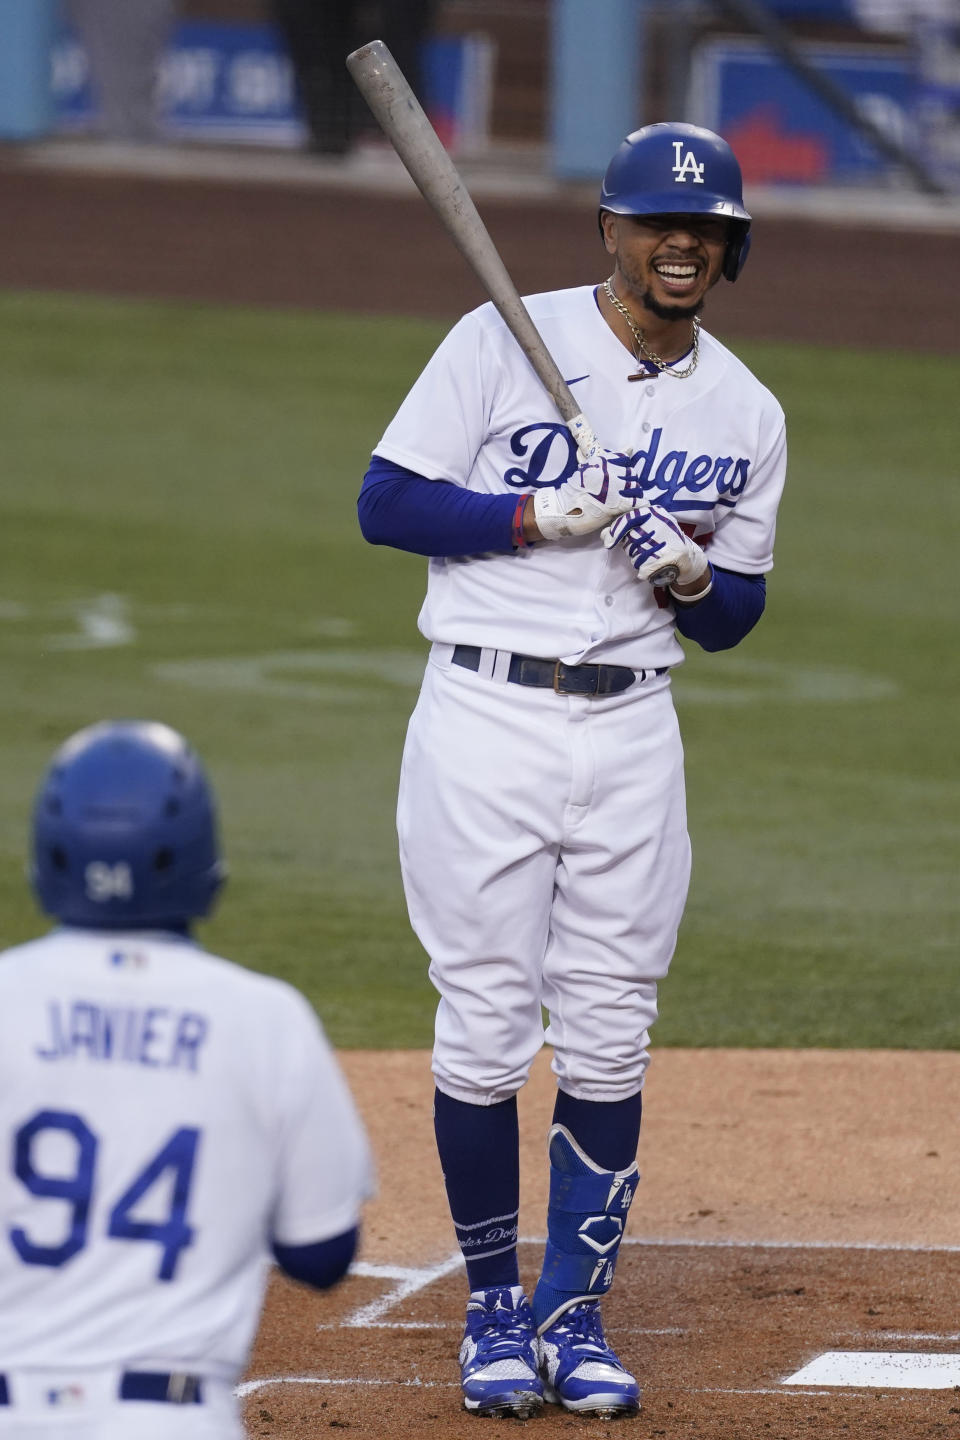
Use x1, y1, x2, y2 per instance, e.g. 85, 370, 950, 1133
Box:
531, 1125, 639, 1332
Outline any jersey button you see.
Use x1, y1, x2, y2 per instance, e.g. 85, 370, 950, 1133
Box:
604, 595, 615, 607
645, 386, 656, 397
641, 422, 651, 433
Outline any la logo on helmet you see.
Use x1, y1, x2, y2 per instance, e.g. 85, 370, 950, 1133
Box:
672, 142, 705, 184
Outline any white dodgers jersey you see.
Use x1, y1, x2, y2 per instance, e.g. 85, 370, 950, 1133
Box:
376, 285, 787, 669
0, 929, 374, 1380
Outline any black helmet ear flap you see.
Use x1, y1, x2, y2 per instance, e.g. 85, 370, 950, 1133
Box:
723, 224, 751, 283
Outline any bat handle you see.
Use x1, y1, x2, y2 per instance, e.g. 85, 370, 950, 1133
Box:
650, 564, 680, 588
563, 410, 600, 464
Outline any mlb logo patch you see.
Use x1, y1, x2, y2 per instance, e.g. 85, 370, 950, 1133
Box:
46, 1384, 85, 1407
110, 949, 148, 969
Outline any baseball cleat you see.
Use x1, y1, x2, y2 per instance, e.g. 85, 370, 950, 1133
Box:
459, 1285, 544, 1419
537, 1299, 640, 1417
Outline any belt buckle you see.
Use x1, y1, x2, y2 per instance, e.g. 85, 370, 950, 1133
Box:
552, 660, 599, 696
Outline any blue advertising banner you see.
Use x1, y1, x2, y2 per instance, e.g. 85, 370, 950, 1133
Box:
689, 37, 915, 185
52, 20, 491, 151
764, 1, 856, 15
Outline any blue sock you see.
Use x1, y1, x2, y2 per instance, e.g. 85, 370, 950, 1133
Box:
434, 1089, 520, 1291
551, 1088, 643, 1171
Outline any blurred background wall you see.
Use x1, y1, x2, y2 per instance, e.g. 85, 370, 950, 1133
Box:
1, 0, 957, 195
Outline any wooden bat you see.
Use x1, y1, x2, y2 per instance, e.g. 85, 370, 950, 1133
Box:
345, 39, 680, 584
346, 38, 599, 461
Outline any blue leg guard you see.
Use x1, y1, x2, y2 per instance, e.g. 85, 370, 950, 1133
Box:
531, 1124, 639, 1333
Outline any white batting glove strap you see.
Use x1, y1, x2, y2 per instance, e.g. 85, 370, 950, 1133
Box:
602, 505, 710, 585
533, 448, 642, 541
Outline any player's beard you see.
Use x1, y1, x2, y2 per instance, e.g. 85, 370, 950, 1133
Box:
617, 253, 711, 322
633, 287, 706, 323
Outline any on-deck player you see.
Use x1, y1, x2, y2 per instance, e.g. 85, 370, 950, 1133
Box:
0, 721, 374, 1439
358, 123, 787, 1419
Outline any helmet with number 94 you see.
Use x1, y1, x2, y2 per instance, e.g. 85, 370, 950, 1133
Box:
31, 720, 225, 929
600, 122, 752, 282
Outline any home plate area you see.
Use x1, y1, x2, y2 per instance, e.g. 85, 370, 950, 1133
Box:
243, 1239, 960, 1439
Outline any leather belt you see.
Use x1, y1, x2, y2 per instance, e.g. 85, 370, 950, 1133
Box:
451, 644, 666, 697
119, 1371, 203, 1404
0, 1371, 204, 1406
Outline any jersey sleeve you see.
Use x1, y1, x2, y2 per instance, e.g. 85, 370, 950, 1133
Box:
374, 309, 499, 486
269, 989, 376, 1248
705, 397, 787, 574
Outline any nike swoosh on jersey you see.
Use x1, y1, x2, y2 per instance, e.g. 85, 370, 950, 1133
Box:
564, 375, 590, 386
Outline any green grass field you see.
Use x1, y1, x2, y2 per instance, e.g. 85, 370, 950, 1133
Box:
2, 291, 957, 1049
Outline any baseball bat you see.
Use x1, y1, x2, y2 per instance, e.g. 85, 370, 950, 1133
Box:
346, 38, 599, 461
346, 39, 680, 585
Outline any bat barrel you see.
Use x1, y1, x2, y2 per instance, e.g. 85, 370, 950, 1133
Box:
347, 40, 598, 456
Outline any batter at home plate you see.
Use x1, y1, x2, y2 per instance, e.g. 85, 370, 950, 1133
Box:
359, 121, 787, 1419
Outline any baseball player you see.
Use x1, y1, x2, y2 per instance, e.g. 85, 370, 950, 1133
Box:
0, 720, 374, 1438
358, 123, 786, 1418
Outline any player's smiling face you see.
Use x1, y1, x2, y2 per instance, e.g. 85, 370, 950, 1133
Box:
602, 212, 729, 321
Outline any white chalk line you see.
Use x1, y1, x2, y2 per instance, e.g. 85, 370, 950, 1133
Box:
697, 1387, 836, 1398
237, 1375, 836, 1400
316, 1321, 450, 1331
333, 1236, 960, 1332
839, 1331, 960, 1343
320, 1322, 960, 1340
317, 1321, 686, 1334
340, 1253, 465, 1328
236, 1375, 453, 1398
425, 1234, 960, 1253
248, 1236, 960, 1407
610, 1235, 960, 1253
350, 1261, 449, 1280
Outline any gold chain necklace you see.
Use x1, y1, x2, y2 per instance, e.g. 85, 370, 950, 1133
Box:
602, 279, 700, 380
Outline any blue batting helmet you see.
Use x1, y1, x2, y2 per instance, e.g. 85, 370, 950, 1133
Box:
31, 720, 225, 929
600, 122, 752, 282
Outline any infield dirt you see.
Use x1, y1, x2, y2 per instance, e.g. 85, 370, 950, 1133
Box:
244, 1048, 960, 1440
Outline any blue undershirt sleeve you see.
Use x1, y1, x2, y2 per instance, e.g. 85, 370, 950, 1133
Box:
358, 454, 521, 556
272, 1226, 358, 1291
672, 565, 766, 652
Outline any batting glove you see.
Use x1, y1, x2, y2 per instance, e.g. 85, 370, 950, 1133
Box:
602, 505, 710, 586
533, 448, 641, 541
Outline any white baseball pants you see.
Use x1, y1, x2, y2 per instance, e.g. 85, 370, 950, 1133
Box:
398, 645, 692, 1104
